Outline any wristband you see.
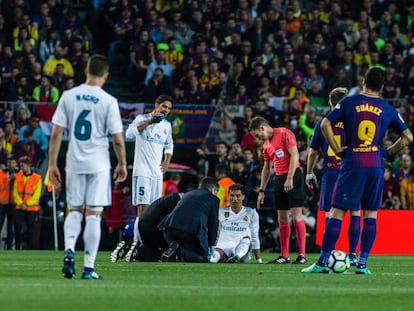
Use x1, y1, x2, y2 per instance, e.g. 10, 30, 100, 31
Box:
258, 188, 265, 193
256, 258, 263, 264
306, 174, 314, 181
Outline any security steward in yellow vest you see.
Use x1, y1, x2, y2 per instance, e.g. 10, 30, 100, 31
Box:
13, 156, 42, 250
0, 155, 18, 249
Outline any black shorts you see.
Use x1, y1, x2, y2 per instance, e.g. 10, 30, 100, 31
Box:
273, 168, 306, 210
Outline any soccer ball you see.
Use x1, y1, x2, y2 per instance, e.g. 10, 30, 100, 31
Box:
328, 250, 350, 273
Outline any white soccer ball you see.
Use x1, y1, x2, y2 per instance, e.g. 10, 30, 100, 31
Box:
328, 250, 350, 273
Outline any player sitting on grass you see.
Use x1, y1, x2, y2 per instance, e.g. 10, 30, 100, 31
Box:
209, 183, 262, 264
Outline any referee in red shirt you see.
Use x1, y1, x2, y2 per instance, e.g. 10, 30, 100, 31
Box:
249, 116, 307, 264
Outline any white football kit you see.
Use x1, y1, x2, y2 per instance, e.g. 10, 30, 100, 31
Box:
215, 206, 260, 262
52, 84, 123, 206
126, 113, 173, 205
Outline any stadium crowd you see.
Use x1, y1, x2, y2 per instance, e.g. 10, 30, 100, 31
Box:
1, 0, 414, 251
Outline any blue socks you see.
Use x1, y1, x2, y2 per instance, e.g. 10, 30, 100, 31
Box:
358, 218, 376, 268
348, 215, 361, 254
318, 218, 342, 266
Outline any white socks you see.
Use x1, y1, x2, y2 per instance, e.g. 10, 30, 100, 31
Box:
210, 250, 221, 263
133, 217, 141, 241
83, 214, 102, 269
64, 211, 83, 252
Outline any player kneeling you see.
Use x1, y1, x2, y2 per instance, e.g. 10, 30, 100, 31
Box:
209, 184, 262, 264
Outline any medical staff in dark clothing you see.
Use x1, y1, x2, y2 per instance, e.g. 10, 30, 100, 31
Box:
160, 177, 220, 263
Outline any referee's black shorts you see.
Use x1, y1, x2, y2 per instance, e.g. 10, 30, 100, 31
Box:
273, 168, 306, 210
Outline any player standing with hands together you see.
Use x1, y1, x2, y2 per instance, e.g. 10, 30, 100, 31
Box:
123, 94, 174, 261
48, 55, 128, 280
249, 117, 307, 265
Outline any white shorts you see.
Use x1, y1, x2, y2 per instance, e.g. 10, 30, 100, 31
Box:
216, 240, 252, 263
132, 176, 162, 206
66, 170, 111, 208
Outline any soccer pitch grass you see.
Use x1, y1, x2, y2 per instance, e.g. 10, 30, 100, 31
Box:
1, 252, 414, 311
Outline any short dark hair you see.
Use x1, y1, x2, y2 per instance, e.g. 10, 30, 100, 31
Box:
155, 94, 174, 105
364, 67, 385, 92
87, 54, 109, 77
215, 164, 228, 175
229, 183, 245, 194
198, 176, 218, 192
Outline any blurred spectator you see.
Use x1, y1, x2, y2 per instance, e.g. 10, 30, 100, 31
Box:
395, 153, 412, 182
7, 73, 32, 101
51, 63, 68, 94
1, 121, 19, 158
63, 76, 75, 91
32, 75, 59, 104
0, 155, 18, 249
348, 74, 364, 96
400, 167, 414, 210
382, 164, 401, 210
327, 65, 352, 91
230, 157, 250, 185
144, 49, 173, 85
199, 59, 220, 94
383, 65, 401, 100
39, 29, 60, 64
302, 62, 325, 92
13, 26, 36, 52
43, 45, 74, 77
380, 41, 395, 67
150, 15, 171, 44
182, 75, 209, 104
13, 156, 42, 250
215, 163, 236, 208
162, 173, 181, 196
74, 22, 93, 52
342, 18, 360, 49
108, 6, 134, 65
173, 20, 194, 52
59, 27, 75, 54
141, 67, 174, 103
28, 61, 43, 87
18, 113, 48, 160
67, 37, 83, 69
197, 140, 230, 178
128, 30, 153, 92
32, 2, 54, 31
253, 97, 282, 128
164, 37, 184, 72
73, 50, 90, 85
307, 80, 327, 109
37, 15, 54, 42
0, 13, 12, 45
267, 56, 285, 84
13, 14, 39, 45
